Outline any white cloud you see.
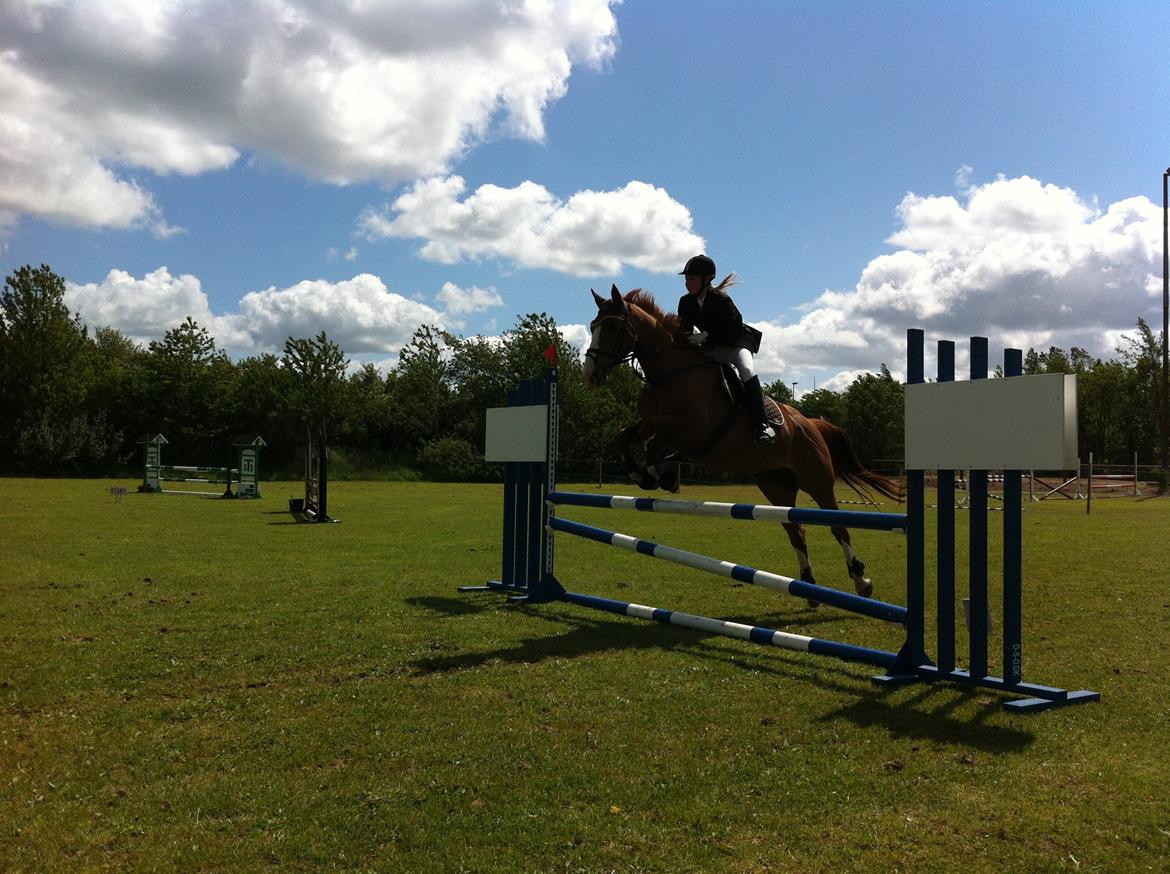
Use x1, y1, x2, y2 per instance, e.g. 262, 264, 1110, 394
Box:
65, 266, 239, 345
232, 274, 443, 354
435, 281, 504, 320
753, 175, 1162, 387
66, 268, 447, 357
360, 175, 704, 276
0, 0, 619, 229
558, 323, 591, 356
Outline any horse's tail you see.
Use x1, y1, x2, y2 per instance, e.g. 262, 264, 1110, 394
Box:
811, 418, 904, 504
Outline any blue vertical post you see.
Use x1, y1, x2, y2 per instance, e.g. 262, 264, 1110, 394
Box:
905, 329, 926, 666
1003, 348, 1023, 686
969, 336, 989, 679
936, 340, 956, 674
522, 377, 545, 590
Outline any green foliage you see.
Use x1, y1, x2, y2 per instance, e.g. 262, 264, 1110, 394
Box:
844, 364, 904, 464
1, 264, 1166, 477
0, 264, 107, 472
797, 387, 847, 423
416, 436, 498, 481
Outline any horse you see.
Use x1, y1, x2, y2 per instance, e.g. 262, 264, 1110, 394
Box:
582, 284, 903, 601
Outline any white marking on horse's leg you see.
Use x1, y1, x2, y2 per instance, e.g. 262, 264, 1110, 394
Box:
838, 540, 872, 597
796, 549, 812, 574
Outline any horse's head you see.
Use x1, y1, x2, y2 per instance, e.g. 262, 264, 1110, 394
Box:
583, 284, 635, 387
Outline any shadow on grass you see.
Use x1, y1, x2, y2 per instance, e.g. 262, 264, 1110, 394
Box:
413, 597, 1036, 752
406, 595, 497, 616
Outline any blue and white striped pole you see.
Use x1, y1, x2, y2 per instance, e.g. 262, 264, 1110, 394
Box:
549, 491, 907, 532
548, 516, 907, 624
559, 589, 899, 670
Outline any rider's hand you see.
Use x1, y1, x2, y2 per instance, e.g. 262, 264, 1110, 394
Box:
685, 330, 708, 347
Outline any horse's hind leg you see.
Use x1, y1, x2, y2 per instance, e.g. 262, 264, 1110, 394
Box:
755, 469, 819, 608
799, 477, 874, 599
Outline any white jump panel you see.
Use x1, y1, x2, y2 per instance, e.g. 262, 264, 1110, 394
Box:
485, 404, 548, 462
905, 373, 1077, 470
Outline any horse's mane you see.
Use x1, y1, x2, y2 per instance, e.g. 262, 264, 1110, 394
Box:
623, 289, 683, 343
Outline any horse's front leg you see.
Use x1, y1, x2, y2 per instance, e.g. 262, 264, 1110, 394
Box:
614, 423, 658, 490
645, 434, 681, 494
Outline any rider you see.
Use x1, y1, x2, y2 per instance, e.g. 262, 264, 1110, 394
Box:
677, 254, 776, 445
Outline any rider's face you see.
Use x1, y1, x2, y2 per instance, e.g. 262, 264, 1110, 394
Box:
684, 274, 707, 295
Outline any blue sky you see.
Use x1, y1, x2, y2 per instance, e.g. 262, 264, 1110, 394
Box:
2, 1, 1167, 393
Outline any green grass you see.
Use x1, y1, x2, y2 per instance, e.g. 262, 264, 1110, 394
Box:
1, 478, 1167, 872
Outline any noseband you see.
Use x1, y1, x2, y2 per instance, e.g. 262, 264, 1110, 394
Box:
585, 311, 636, 376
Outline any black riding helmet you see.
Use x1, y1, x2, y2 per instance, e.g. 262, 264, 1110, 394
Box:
679, 254, 716, 277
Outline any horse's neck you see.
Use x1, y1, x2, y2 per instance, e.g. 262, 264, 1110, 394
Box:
635, 345, 720, 384
630, 312, 674, 351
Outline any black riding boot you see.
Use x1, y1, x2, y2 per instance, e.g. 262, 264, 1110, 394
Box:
744, 376, 776, 444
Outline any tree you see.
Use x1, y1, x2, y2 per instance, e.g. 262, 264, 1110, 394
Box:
388, 324, 451, 451
0, 264, 115, 472
843, 365, 904, 466
143, 317, 232, 461
282, 332, 350, 450
799, 387, 847, 424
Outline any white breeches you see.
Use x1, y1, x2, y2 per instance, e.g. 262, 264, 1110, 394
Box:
703, 346, 756, 382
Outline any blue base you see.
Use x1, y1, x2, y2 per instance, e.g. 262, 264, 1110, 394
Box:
872, 666, 1101, 712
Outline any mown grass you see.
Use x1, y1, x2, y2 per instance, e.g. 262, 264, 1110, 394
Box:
1, 478, 1167, 872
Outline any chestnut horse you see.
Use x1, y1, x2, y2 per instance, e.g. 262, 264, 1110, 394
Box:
582, 285, 902, 600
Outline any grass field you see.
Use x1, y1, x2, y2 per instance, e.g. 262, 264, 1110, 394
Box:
1, 477, 1167, 872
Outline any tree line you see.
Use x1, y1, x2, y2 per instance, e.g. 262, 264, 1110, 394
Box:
0, 264, 1164, 480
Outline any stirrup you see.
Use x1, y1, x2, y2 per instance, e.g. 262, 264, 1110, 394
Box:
755, 422, 776, 444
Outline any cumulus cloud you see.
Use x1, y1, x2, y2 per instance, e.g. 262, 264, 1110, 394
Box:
0, 0, 619, 230
360, 175, 704, 276
435, 281, 504, 322
65, 268, 504, 358
754, 173, 1162, 386
65, 267, 242, 345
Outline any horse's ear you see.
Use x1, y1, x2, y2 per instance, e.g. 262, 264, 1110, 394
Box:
610, 284, 625, 310
591, 288, 606, 308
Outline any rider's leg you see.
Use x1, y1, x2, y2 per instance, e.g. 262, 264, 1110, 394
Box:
728, 348, 776, 445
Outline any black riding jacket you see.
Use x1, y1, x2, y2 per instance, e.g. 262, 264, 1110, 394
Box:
678, 290, 746, 348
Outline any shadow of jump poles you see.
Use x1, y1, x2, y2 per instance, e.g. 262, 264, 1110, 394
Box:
461, 330, 1099, 714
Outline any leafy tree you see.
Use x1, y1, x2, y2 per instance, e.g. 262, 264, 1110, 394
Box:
798, 387, 847, 423
388, 324, 451, 451
1114, 319, 1162, 463
226, 354, 299, 470
282, 332, 350, 459
843, 364, 904, 466
762, 379, 795, 406
0, 264, 114, 472
143, 317, 232, 461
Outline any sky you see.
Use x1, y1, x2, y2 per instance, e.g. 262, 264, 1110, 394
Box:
2, 0, 1168, 394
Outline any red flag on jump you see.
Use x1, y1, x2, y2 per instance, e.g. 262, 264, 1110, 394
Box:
543, 345, 558, 364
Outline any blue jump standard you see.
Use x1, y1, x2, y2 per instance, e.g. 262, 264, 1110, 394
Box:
548, 516, 908, 625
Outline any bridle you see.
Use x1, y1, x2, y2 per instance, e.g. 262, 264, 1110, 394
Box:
584, 309, 636, 378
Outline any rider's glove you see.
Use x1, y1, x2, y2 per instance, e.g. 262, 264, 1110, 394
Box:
685, 330, 708, 347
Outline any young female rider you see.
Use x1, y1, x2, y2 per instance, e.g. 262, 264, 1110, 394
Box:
677, 254, 776, 444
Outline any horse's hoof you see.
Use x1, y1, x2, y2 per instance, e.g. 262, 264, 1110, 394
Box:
638, 474, 658, 491
854, 578, 873, 599
806, 599, 819, 610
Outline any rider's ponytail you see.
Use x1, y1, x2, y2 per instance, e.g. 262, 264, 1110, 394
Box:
708, 273, 739, 296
